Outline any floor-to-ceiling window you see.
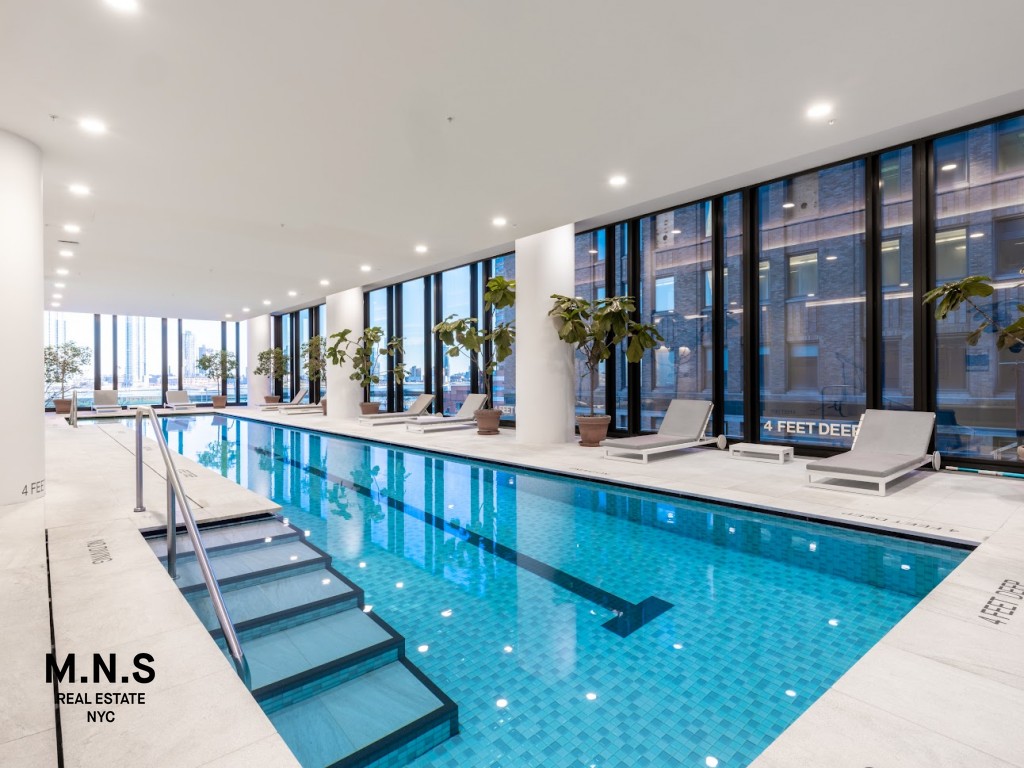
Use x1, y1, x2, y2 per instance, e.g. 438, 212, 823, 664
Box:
574, 230, 608, 420
367, 289, 389, 406
401, 279, 426, 410
758, 160, 867, 448
933, 115, 1024, 460
99, 315, 113, 389
723, 192, 745, 438
439, 266, 472, 415
167, 320, 180, 395
181, 319, 224, 405
880, 147, 915, 411
638, 201, 714, 431
116, 315, 163, 406
490, 254, 516, 422
297, 309, 311, 400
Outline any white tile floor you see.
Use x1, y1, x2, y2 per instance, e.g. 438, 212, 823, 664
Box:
4, 407, 1022, 767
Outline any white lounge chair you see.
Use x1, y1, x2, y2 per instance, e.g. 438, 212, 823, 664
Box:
262, 387, 309, 411
602, 399, 726, 463
359, 394, 435, 425
164, 390, 198, 410
405, 393, 488, 433
806, 409, 939, 496
92, 390, 123, 413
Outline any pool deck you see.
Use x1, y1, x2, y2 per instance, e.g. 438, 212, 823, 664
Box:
2, 406, 1021, 767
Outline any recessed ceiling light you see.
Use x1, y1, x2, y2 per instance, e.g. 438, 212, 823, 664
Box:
782, 202, 795, 209
51, 302, 61, 307
671, 229, 681, 234
52, 293, 63, 299
54, 282, 65, 288
78, 117, 107, 135
68, 183, 91, 196
360, 265, 371, 272
242, 307, 250, 312
608, 175, 627, 187
319, 279, 330, 286
415, 244, 428, 254
225, 313, 232, 319
287, 290, 297, 297
63, 223, 80, 233
941, 163, 957, 171
104, 0, 140, 12
262, 299, 271, 305
492, 216, 507, 227
56, 268, 69, 276
806, 102, 832, 119
59, 250, 73, 258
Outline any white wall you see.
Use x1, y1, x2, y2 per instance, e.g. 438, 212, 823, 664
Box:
325, 287, 365, 418
245, 315, 272, 405
0, 130, 43, 505
514, 224, 576, 444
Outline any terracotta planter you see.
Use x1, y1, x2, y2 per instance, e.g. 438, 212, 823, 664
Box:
53, 398, 72, 414
577, 415, 612, 447
474, 408, 502, 435
211, 395, 228, 409
264, 395, 281, 404
360, 402, 381, 415
321, 398, 327, 416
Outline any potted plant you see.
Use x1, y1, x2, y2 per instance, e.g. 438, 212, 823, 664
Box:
548, 294, 662, 446
196, 350, 238, 408
301, 335, 328, 414
432, 276, 516, 435
326, 327, 406, 414
253, 348, 290, 403
44, 341, 92, 414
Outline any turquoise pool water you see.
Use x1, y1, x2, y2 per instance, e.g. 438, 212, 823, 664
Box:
146, 414, 968, 767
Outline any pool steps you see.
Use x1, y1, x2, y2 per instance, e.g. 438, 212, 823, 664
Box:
142, 515, 458, 768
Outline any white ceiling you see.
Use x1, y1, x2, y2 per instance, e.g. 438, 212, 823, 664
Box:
2, 0, 1024, 320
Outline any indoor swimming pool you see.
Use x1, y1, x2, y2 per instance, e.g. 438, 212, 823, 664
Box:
140, 414, 969, 767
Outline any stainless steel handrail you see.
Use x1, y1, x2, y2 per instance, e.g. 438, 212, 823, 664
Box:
70, 390, 78, 428
133, 407, 251, 688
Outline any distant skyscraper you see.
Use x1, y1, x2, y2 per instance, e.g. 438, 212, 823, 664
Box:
123, 316, 148, 387
183, 330, 196, 378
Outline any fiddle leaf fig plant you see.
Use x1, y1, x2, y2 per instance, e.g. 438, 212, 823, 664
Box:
924, 274, 1024, 350
43, 341, 92, 401
196, 350, 238, 389
301, 335, 328, 383
548, 294, 662, 416
326, 326, 406, 390
432, 276, 516, 406
253, 347, 289, 381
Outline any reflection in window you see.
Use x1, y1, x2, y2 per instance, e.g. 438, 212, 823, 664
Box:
995, 216, 1024, 275
787, 253, 818, 297
367, 289, 389, 406
759, 159, 866, 447
723, 192, 745, 438
935, 229, 967, 281
880, 146, 915, 410
116, 316, 163, 406
491, 254, 516, 422
787, 343, 819, 390
638, 203, 713, 431
182, 319, 223, 404
575, 230, 608, 419
401, 279, 426, 410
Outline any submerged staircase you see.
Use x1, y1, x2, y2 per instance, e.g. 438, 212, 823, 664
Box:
142, 515, 458, 768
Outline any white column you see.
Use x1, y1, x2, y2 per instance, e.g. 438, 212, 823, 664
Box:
0, 130, 43, 505
325, 287, 365, 418
245, 315, 272, 405
514, 224, 576, 444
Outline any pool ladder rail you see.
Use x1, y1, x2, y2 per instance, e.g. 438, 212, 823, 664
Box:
131, 406, 251, 688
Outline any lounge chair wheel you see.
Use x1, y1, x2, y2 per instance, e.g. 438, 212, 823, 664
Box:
932, 451, 941, 471
716, 434, 727, 450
